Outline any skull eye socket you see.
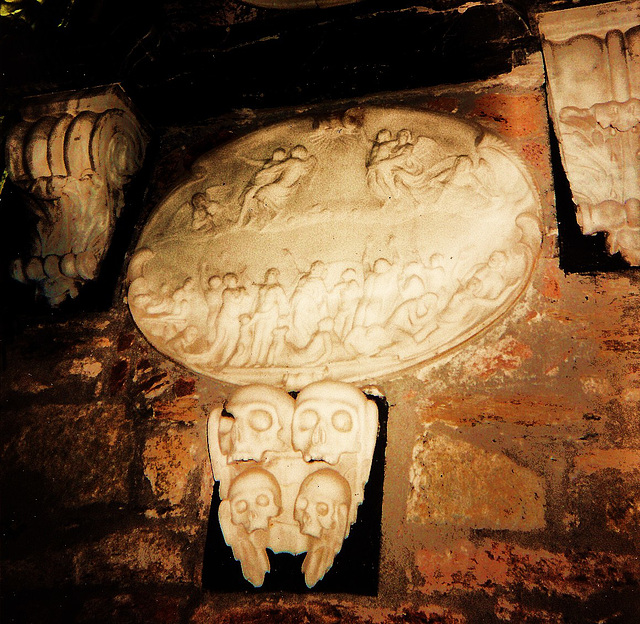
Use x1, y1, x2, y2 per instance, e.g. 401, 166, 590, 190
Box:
316, 502, 329, 517
297, 409, 318, 431
219, 415, 234, 434
249, 409, 273, 432
297, 497, 309, 510
256, 494, 271, 507
235, 500, 248, 513
331, 410, 352, 432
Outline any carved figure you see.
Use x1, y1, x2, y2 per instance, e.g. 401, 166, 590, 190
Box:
238, 145, 317, 226
218, 385, 295, 463
295, 469, 351, 588
466, 251, 508, 300
366, 128, 457, 204
204, 275, 224, 333
249, 268, 289, 365
208, 273, 254, 365
191, 192, 223, 231
387, 276, 438, 339
353, 257, 399, 328
330, 268, 361, 339
288, 261, 329, 349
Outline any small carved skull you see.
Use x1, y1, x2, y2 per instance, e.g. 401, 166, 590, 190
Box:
292, 380, 376, 464
228, 467, 282, 533
219, 385, 294, 462
294, 468, 351, 539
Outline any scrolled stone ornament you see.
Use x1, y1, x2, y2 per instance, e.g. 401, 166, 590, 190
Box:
538, 2, 640, 265
6, 86, 148, 304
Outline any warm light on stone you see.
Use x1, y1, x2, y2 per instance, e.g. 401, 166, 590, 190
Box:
128, 107, 542, 388
207, 381, 379, 588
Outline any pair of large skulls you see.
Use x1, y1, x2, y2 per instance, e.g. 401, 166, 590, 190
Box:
218, 381, 377, 466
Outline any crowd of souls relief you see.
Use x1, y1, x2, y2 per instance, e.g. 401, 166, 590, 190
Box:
128, 107, 543, 388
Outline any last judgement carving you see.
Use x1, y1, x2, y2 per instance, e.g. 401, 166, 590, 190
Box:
207, 382, 378, 588
129, 107, 542, 387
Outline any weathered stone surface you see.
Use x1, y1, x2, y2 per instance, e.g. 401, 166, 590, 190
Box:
568, 451, 640, 539
1, 403, 134, 508
4, 588, 193, 624
191, 600, 467, 624
143, 424, 204, 508
75, 591, 190, 624
415, 539, 640, 597
573, 448, 640, 476
73, 526, 192, 585
494, 598, 563, 624
408, 430, 545, 530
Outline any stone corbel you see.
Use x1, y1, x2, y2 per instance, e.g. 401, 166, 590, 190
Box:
5, 85, 149, 305
207, 381, 379, 588
537, 1, 640, 265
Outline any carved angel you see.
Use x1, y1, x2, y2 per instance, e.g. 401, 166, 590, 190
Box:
238, 146, 317, 227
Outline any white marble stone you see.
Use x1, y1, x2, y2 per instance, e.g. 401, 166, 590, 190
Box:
207, 381, 379, 588
6, 85, 149, 305
129, 106, 541, 387
538, 1, 640, 265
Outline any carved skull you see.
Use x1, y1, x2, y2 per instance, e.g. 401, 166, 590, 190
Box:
219, 385, 294, 463
228, 467, 282, 533
292, 380, 375, 464
294, 468, 351, 539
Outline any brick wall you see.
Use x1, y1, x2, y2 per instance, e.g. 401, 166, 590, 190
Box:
2, 59, 639, 624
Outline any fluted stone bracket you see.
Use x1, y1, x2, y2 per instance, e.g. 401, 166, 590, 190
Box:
538, 1, 640, 265
5, 85, 149, 305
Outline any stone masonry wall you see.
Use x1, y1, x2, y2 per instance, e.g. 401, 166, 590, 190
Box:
2, 57, 640, 623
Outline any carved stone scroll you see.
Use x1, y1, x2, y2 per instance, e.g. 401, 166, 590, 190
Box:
128, 106, 542, 388
6, 85, 149, 304
538, 1, 640, 265
207, 381, 379, 588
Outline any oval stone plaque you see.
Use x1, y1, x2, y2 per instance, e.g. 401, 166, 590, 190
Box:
128, 107, 542, 388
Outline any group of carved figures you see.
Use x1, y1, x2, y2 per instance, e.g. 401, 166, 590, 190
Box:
129, 243, 526, 369
208, 381, 378, 587
188, 126, 491, 235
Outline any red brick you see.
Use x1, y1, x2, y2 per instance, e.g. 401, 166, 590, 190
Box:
416, 539, 640, 597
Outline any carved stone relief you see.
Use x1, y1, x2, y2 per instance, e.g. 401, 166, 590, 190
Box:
129, 107, 541, 388
6, 85, 149, 305
207, 381, 379, 588
538, 1, 640, 265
